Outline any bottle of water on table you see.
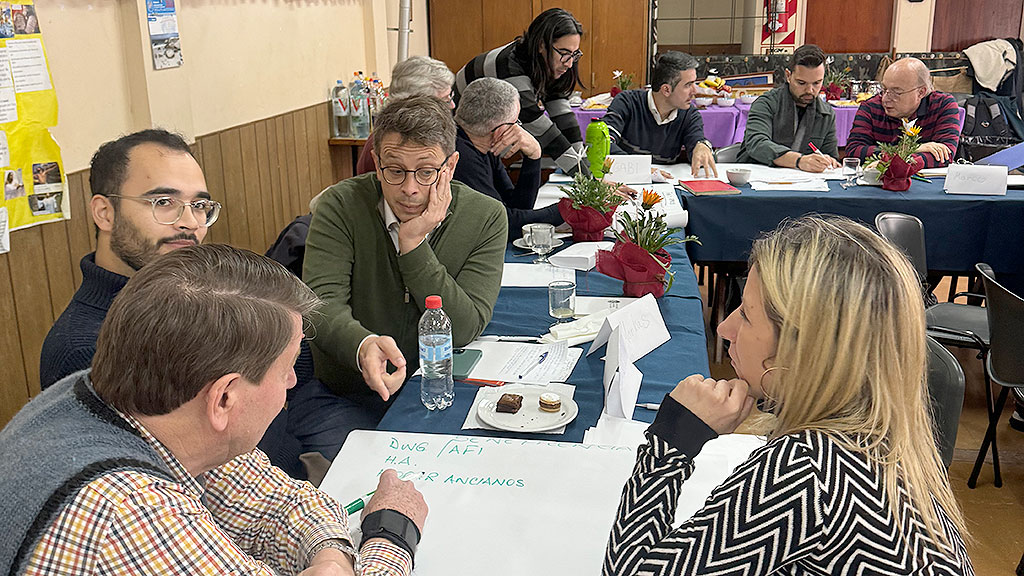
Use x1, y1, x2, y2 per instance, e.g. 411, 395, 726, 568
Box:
330, 80, 351, 138
419, 295, 454, 410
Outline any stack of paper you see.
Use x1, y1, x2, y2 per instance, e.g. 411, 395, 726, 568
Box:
500, 263, 575, 287
548, 241, 612, 271
582, 413, 650, 447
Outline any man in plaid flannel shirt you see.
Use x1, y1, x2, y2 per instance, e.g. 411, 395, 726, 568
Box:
1, 244, 427, 576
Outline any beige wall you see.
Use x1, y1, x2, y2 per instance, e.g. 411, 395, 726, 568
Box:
38, 0, 373, 174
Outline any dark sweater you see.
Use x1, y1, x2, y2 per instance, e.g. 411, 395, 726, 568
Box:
39, 254, 127, 391
0, 373, 173, 576
603, 89, 706, 164
453, 126, 562, 241
846, 92, 962, 168
456, 42, 589, 176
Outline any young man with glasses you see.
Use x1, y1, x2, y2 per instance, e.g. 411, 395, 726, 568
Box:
603, 51, 718, 177
39, 129, 219, 390
453, 77, 562, 241
846, 57, 961, 168
738, 44, 840, 173
303, 95, 506, 437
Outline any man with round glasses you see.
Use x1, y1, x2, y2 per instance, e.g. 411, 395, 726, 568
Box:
846, 57, 961, 167
40, 129, 218, 390
304, 95, 507, 439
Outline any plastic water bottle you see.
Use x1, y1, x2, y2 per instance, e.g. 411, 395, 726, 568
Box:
349, 73, 371, 138
330, 80, 351, 138
419, 295, 454, 410
586, 118, 610, 178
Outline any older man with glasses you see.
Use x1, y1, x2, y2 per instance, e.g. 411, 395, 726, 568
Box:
846, 57, 961, 168
303, 95, 507, 441
453, 77, 562, 241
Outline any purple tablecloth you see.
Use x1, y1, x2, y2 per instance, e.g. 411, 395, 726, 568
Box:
576, 103, 967, 151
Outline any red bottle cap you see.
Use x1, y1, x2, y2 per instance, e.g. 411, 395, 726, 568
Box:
425, 295, 442, 309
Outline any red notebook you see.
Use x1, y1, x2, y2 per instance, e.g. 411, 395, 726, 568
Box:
678, 180, 741, 196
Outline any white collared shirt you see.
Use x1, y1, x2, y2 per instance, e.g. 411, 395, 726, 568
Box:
647, 89, 678, 125
378, 196, 404, 254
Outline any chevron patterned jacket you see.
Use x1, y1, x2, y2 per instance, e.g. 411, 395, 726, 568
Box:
604, 397, 974, 575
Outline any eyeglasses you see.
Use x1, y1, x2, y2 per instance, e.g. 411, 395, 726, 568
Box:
490, 119, 522, 135
553, 47, 583, 64
880, 85, 923, 99
108, 194, 221, 226
379, 154, 452, 186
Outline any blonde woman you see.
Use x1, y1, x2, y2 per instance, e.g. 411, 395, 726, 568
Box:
604, 215, 973, 575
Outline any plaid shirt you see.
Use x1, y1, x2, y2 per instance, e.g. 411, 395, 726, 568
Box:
23, 413, 411, 575
846, 91, 962, 168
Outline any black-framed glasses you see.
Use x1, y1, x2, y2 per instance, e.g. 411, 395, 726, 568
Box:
379, 154, 453, 186
490, 119, 522, 135
553, 47, 583, 64
108, 194, 221, 226
880, 85, 923, 99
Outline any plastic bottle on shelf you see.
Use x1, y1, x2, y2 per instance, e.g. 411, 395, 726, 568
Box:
330, 80, 351, 138
586, 118, 610, 178
349, 72, 371, 138
419, 295, 454, 411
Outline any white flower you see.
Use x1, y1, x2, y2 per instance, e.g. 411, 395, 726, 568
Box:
613, 70, 622, 79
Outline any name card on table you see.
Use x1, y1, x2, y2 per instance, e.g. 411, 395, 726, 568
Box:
587, 293, 670, 361
944, 164, 1007, 196
604, 154, 652, 185
603, 326, 643, 420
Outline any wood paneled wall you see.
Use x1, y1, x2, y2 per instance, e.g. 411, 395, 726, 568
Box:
0, 101, 349, 426
805, 0, 894, 53
932, 0, 1024, 52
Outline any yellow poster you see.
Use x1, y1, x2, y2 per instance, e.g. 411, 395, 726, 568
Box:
0, 0, 67, 234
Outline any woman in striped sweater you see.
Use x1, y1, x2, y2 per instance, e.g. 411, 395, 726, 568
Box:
605, 215, 973, 575
455, 8, 589, 176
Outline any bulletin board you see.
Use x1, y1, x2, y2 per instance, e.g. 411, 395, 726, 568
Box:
0, 0, 67, 238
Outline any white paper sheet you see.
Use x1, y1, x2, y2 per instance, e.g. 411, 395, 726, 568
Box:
587, 294, 670, 362
547, 241, 612, 271
667, 162, 843, 183
7, 39, 51, 93
461, 340, 583, 384
0, 131, 9, 168
0, 207, 8, 254
750, 180, 830, 191
500, 262, 575, 287
602, 327, 642, 420
0, 49, 13, 89
462, 382, 576, 434
583, 413, 650, 447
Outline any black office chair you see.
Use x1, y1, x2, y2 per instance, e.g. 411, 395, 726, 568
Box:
714, 143, 741, 163
970, 263, 1024, 488
926, 336, 966, 469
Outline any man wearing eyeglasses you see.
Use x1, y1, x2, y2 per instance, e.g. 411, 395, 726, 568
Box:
846, 57, 961, 168
39, 129, 220, 390
452, 77, 562, 241
603, 51, 718, 177
303, 95, 507, 438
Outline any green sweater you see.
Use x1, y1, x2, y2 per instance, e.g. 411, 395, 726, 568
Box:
303, 173, 508, 397
738, 83, 838, 164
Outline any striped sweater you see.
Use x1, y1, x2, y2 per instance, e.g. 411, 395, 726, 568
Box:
604, 396, 974, 576
846, 92, 961, 168
456, 42, 589, 176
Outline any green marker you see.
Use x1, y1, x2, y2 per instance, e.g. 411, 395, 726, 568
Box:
344, 490, 375, 515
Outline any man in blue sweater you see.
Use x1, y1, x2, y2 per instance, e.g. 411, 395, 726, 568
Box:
603, 51, 718, 177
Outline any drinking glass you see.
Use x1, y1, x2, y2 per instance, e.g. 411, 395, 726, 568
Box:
842, 157, 861, 188
526, 223, 555, 264
548, 280, 576, 323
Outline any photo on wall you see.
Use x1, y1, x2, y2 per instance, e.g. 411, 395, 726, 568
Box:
0, 5, 13, 39
27, 190, 60, 215
11, 4, 38, 35
31, 161, 61, 194
4, 168, 24, 200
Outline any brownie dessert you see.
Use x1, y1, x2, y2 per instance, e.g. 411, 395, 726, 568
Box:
495, 393, 523, 414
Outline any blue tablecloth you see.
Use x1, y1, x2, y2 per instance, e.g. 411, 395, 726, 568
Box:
376, 237, 709, 442
681, 178, 1024, 292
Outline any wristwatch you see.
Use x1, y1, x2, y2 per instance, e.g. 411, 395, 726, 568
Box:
695, 139, 713, 151
361, 509, 421, 559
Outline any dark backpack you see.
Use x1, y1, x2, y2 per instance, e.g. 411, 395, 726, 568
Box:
958, 94, 1021, 162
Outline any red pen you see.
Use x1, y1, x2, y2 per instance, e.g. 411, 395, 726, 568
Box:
807, 141, 824, 156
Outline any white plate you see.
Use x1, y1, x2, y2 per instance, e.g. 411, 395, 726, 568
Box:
477, 385, 579, 432
512, 238, 564, 251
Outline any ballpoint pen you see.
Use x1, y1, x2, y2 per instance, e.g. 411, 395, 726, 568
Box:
477, 335, 541, 343
463, 378, 505, 386
344, 490, 375, 514
518, 351, 549, 379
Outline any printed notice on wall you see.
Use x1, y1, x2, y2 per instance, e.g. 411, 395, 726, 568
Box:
7, 38, 51, 93
147, 0, 182, 70
0, 207, 9, 254
0, 0, 69, 238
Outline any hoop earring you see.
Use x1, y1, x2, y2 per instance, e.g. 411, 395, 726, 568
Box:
758, 365, 787, 399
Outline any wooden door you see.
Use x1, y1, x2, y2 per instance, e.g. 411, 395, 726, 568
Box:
428, 0, 483, 75
932, 0, 1024, 52
805, 0, 893, 53
481, 3, 534, 54
591, 0, 650, 93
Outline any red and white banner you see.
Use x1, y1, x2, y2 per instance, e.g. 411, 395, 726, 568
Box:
761, 0, 798, 53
